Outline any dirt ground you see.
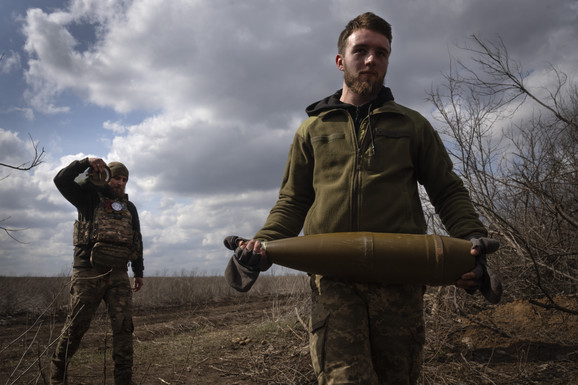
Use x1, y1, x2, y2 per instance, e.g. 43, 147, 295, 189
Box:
1, 294, 577, 385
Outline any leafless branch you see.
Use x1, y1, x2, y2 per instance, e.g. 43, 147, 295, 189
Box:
0, 134, 45, 171
0, 217, 29, 244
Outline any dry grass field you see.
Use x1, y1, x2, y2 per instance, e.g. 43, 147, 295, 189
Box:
1, 274, 576, 385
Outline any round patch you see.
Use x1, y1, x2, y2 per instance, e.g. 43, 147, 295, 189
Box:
111, 201, 123, 211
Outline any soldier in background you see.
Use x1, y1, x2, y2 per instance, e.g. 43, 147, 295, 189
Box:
225, 12, 499, 385
50, 157, 144, 385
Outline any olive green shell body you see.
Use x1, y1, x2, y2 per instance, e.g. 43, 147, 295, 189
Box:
263, 232, 474, 285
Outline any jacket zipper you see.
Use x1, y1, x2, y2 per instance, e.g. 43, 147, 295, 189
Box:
350, 112, 362, 232
351, 107, 375, 231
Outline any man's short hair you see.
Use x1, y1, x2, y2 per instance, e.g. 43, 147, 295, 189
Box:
338, 12, 392, 55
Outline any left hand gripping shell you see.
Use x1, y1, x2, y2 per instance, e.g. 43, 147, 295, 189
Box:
88, 165, 111, 186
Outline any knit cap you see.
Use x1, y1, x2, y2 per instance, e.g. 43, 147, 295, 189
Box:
107, 161, 129, 180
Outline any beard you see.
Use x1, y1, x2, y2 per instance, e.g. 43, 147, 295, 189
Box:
107, 184, 125, 198
343, 63, 385, 98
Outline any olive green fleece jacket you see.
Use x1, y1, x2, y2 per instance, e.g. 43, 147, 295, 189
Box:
255, 87, 487, 241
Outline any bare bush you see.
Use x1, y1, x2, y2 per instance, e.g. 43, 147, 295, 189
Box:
427, 35, 578, 311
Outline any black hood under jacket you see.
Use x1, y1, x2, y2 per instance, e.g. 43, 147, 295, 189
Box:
305, 86, 395, 117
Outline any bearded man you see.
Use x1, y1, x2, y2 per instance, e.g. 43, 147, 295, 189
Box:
225, 12, 498, 385
51, 157, 144, 385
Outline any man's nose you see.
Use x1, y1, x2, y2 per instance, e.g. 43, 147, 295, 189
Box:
365, 53, 375, 65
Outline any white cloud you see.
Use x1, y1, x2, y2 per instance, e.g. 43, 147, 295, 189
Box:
1, 0, 576, 276
0, 51, 21, 74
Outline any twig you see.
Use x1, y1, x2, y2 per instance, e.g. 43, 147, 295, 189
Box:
5, 323, 43, 383
0, 134, 45, 171
175, 331, 197, 383
294, 307, 308, 331
208, 364, 234, 374
135, 362, 152, 385
529, 299, 578, 315
284, 324, 305, 342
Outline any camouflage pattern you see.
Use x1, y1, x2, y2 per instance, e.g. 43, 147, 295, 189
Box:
50, 267, 134, 385
73, 193, 134, 247
91, 242, 133, 269
309, 274, 425, 385
73, 219, 92, 246
91, 195, 133, 245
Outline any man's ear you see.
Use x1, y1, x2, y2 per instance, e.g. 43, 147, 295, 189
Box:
336, 54, 344, 71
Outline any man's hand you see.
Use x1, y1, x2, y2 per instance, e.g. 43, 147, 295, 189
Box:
132, 277, 144, 292
456, 236, 502, 304
455, 246, 484, 290
223, 235, 272, 271
236, 239, 271, 271
88, 157, 108, 173
238, 239, 266, 257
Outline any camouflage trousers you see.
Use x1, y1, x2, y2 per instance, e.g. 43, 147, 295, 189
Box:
50, 267, 134, 385
309, 275, 425, 385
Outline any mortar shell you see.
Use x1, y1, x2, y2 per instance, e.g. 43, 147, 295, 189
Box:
262, 232, 474, 285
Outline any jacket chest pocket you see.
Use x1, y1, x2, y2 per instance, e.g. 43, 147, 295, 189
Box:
364, 126, 413, 173
311, 133, 356, 178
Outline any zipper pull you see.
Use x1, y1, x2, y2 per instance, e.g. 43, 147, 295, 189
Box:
368, 107, 376, 156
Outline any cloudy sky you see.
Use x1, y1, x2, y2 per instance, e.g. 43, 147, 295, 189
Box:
1, 0, 576, 277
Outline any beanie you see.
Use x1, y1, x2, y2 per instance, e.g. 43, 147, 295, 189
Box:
107, 161, 129, 180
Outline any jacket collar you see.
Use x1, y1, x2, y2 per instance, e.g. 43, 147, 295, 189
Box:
306, 86, 395, 117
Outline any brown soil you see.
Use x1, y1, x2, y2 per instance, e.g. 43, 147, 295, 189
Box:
1, 294, 576, 385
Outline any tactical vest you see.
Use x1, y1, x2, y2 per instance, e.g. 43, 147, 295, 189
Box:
74, 193, 136, 268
